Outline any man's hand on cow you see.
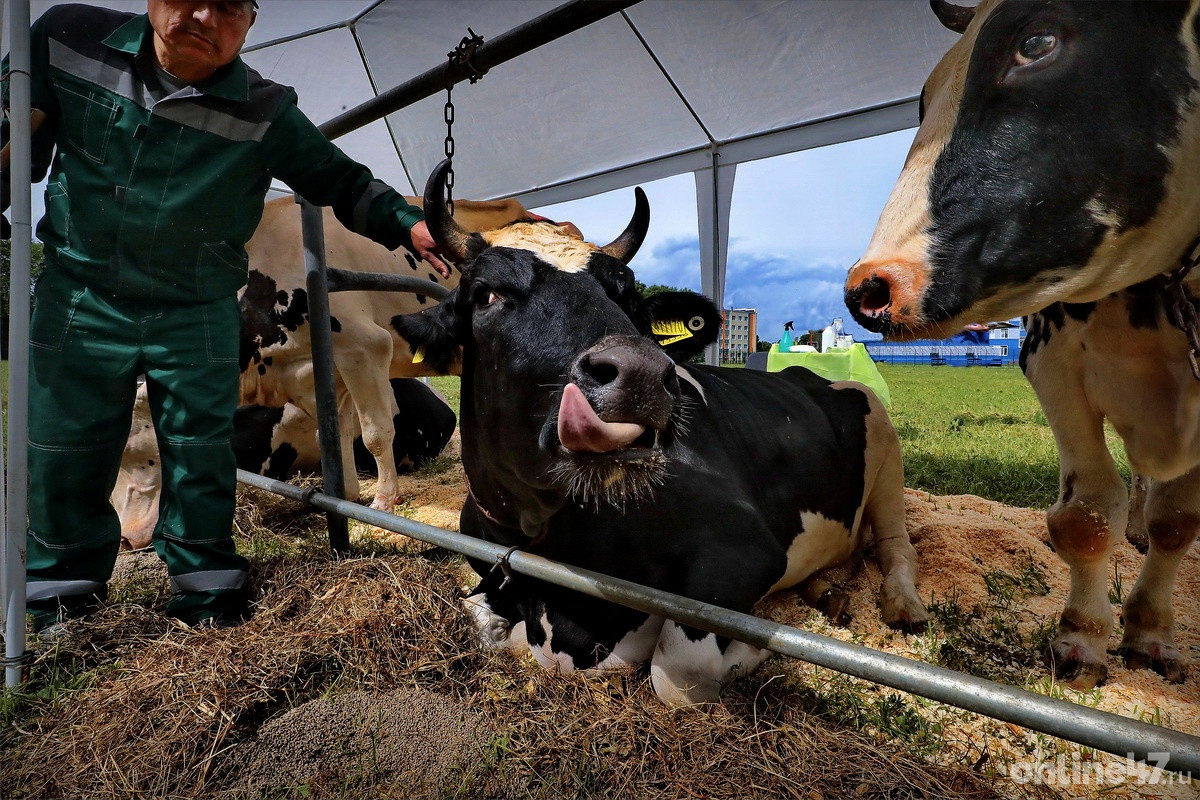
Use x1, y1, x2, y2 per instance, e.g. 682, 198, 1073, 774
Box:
409, 220, 452, 278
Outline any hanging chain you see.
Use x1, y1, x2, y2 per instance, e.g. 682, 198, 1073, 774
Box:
1163, 237, 1200, 381
443, 28, 486, 217
443, 84, 456, 216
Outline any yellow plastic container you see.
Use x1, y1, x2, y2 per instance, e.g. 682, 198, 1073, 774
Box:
765, 342, 891, 407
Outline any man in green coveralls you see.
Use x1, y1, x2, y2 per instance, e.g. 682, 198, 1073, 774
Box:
5, 1, 448, 631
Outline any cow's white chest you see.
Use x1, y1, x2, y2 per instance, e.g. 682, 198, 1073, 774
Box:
527, 613, 664, 672
768, 511, 858, 594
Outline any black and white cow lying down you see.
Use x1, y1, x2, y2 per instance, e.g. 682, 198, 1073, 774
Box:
394, 163, 928, 706
844, 0, 1200, 687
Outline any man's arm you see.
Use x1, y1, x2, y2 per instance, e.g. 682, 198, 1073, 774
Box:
263, 99, 449, 277
2, 8, 60, 184
1, 109, 47, 173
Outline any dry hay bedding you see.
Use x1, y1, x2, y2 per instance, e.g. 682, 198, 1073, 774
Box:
2, 441, 1195, 799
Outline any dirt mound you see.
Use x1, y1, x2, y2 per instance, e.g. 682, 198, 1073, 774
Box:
215, 688, 489, 798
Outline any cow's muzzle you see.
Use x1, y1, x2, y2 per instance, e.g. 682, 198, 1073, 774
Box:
558, 335, 677, 455
844, 259, 937, 339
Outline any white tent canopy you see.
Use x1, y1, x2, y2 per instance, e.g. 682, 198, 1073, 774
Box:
21, 0, 958, 311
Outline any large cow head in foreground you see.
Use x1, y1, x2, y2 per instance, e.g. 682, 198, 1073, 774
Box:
394, 163, 927, 706
844, 0, 1200, 339
395, 162, 720, 522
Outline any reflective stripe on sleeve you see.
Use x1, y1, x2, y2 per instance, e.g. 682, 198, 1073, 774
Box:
170, 569, 247, 594
353, 179, 392, 236
27, 579, 106, 603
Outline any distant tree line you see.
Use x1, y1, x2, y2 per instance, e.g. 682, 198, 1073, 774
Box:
0, 240, 46, 358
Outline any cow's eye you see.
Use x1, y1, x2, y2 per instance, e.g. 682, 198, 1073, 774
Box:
1015, 32, 1056, 65
475, 288, 501, 307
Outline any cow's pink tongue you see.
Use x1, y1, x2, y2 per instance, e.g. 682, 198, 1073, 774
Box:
557, 383, 646, 453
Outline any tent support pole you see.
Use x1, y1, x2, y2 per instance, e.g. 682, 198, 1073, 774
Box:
3, 0, 32, 688
696, 150, 735, 365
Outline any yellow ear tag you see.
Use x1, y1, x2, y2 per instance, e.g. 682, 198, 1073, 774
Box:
651, 319, 692, 347
411, 346, 425, 365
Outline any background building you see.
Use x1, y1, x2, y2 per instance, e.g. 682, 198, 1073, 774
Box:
863, 319, 1025, 366
720, 308, 757, 364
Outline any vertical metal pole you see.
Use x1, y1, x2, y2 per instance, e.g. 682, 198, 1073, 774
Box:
4, 0, 31, 688
696, 150, 735, 366
298, 199, 350, 553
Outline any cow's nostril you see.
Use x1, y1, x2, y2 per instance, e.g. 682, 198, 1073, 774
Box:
581, 355, 620, 387
858, 276, 892, 315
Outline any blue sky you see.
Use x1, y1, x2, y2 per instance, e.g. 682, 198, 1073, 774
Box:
532, 127, 919, 344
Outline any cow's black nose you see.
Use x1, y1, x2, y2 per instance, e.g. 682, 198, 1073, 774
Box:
570, 336, 677, 429
578, 351, 621, 387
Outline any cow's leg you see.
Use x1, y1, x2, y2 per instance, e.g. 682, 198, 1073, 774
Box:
650, 621, 771, 706
1125, 473, 1152, 554
867, 450, 928, 633
1115, 469, 1199, 683
1043, 420, 1126, 689
797, 562, 857, 626
854, 398, 928, 632
333, 324, 399, 510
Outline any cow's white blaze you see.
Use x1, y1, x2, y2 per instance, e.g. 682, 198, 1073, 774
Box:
482, 221, 597, 273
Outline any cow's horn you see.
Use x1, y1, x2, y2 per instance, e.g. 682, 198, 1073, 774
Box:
422, 158, 473, 262
930, 0, 975, 33
598, 187, 650, 264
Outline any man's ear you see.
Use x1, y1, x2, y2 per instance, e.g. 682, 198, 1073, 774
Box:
637, 291, 723, 363
391, 289, 465, 374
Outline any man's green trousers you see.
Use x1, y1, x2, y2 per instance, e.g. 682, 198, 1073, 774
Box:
25, 268, 249, 628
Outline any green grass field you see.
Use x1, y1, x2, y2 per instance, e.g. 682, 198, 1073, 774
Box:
0, 361, 1118, 512
436, 363, 1131, 511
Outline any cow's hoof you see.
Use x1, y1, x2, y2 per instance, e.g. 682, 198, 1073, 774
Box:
1116, 642, 1188, 684
1046, 640, 1109, 689
815, 587, 852, 627
880, 576, 930, 633
462, 594, 513, 648
369, 496, 397, 513
886, 613, 929, 635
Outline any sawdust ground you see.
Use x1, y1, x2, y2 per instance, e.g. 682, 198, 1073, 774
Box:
214, 688, 489, 797
97, 430, 1199, 799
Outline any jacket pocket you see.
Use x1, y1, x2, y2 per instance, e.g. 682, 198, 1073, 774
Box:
201, 298, 241, 364
51, 79, 121, 164
29, 278, 85, 352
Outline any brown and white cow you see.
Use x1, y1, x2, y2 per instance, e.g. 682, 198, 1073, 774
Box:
236, 194, 530, 514
115, 377, 457, 550
843, 0, 1200, 687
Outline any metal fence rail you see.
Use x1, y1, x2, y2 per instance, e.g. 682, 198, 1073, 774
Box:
239, 469, 1200, 777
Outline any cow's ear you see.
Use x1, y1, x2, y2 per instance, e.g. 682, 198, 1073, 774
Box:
638, 291, 722, 363
391, 289, 465, 374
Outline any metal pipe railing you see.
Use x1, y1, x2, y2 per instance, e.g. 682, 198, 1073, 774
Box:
326, 267, 451, 299
238, 469, 1200, 777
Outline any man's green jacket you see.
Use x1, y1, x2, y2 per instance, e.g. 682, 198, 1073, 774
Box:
5, 3, 425, 303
